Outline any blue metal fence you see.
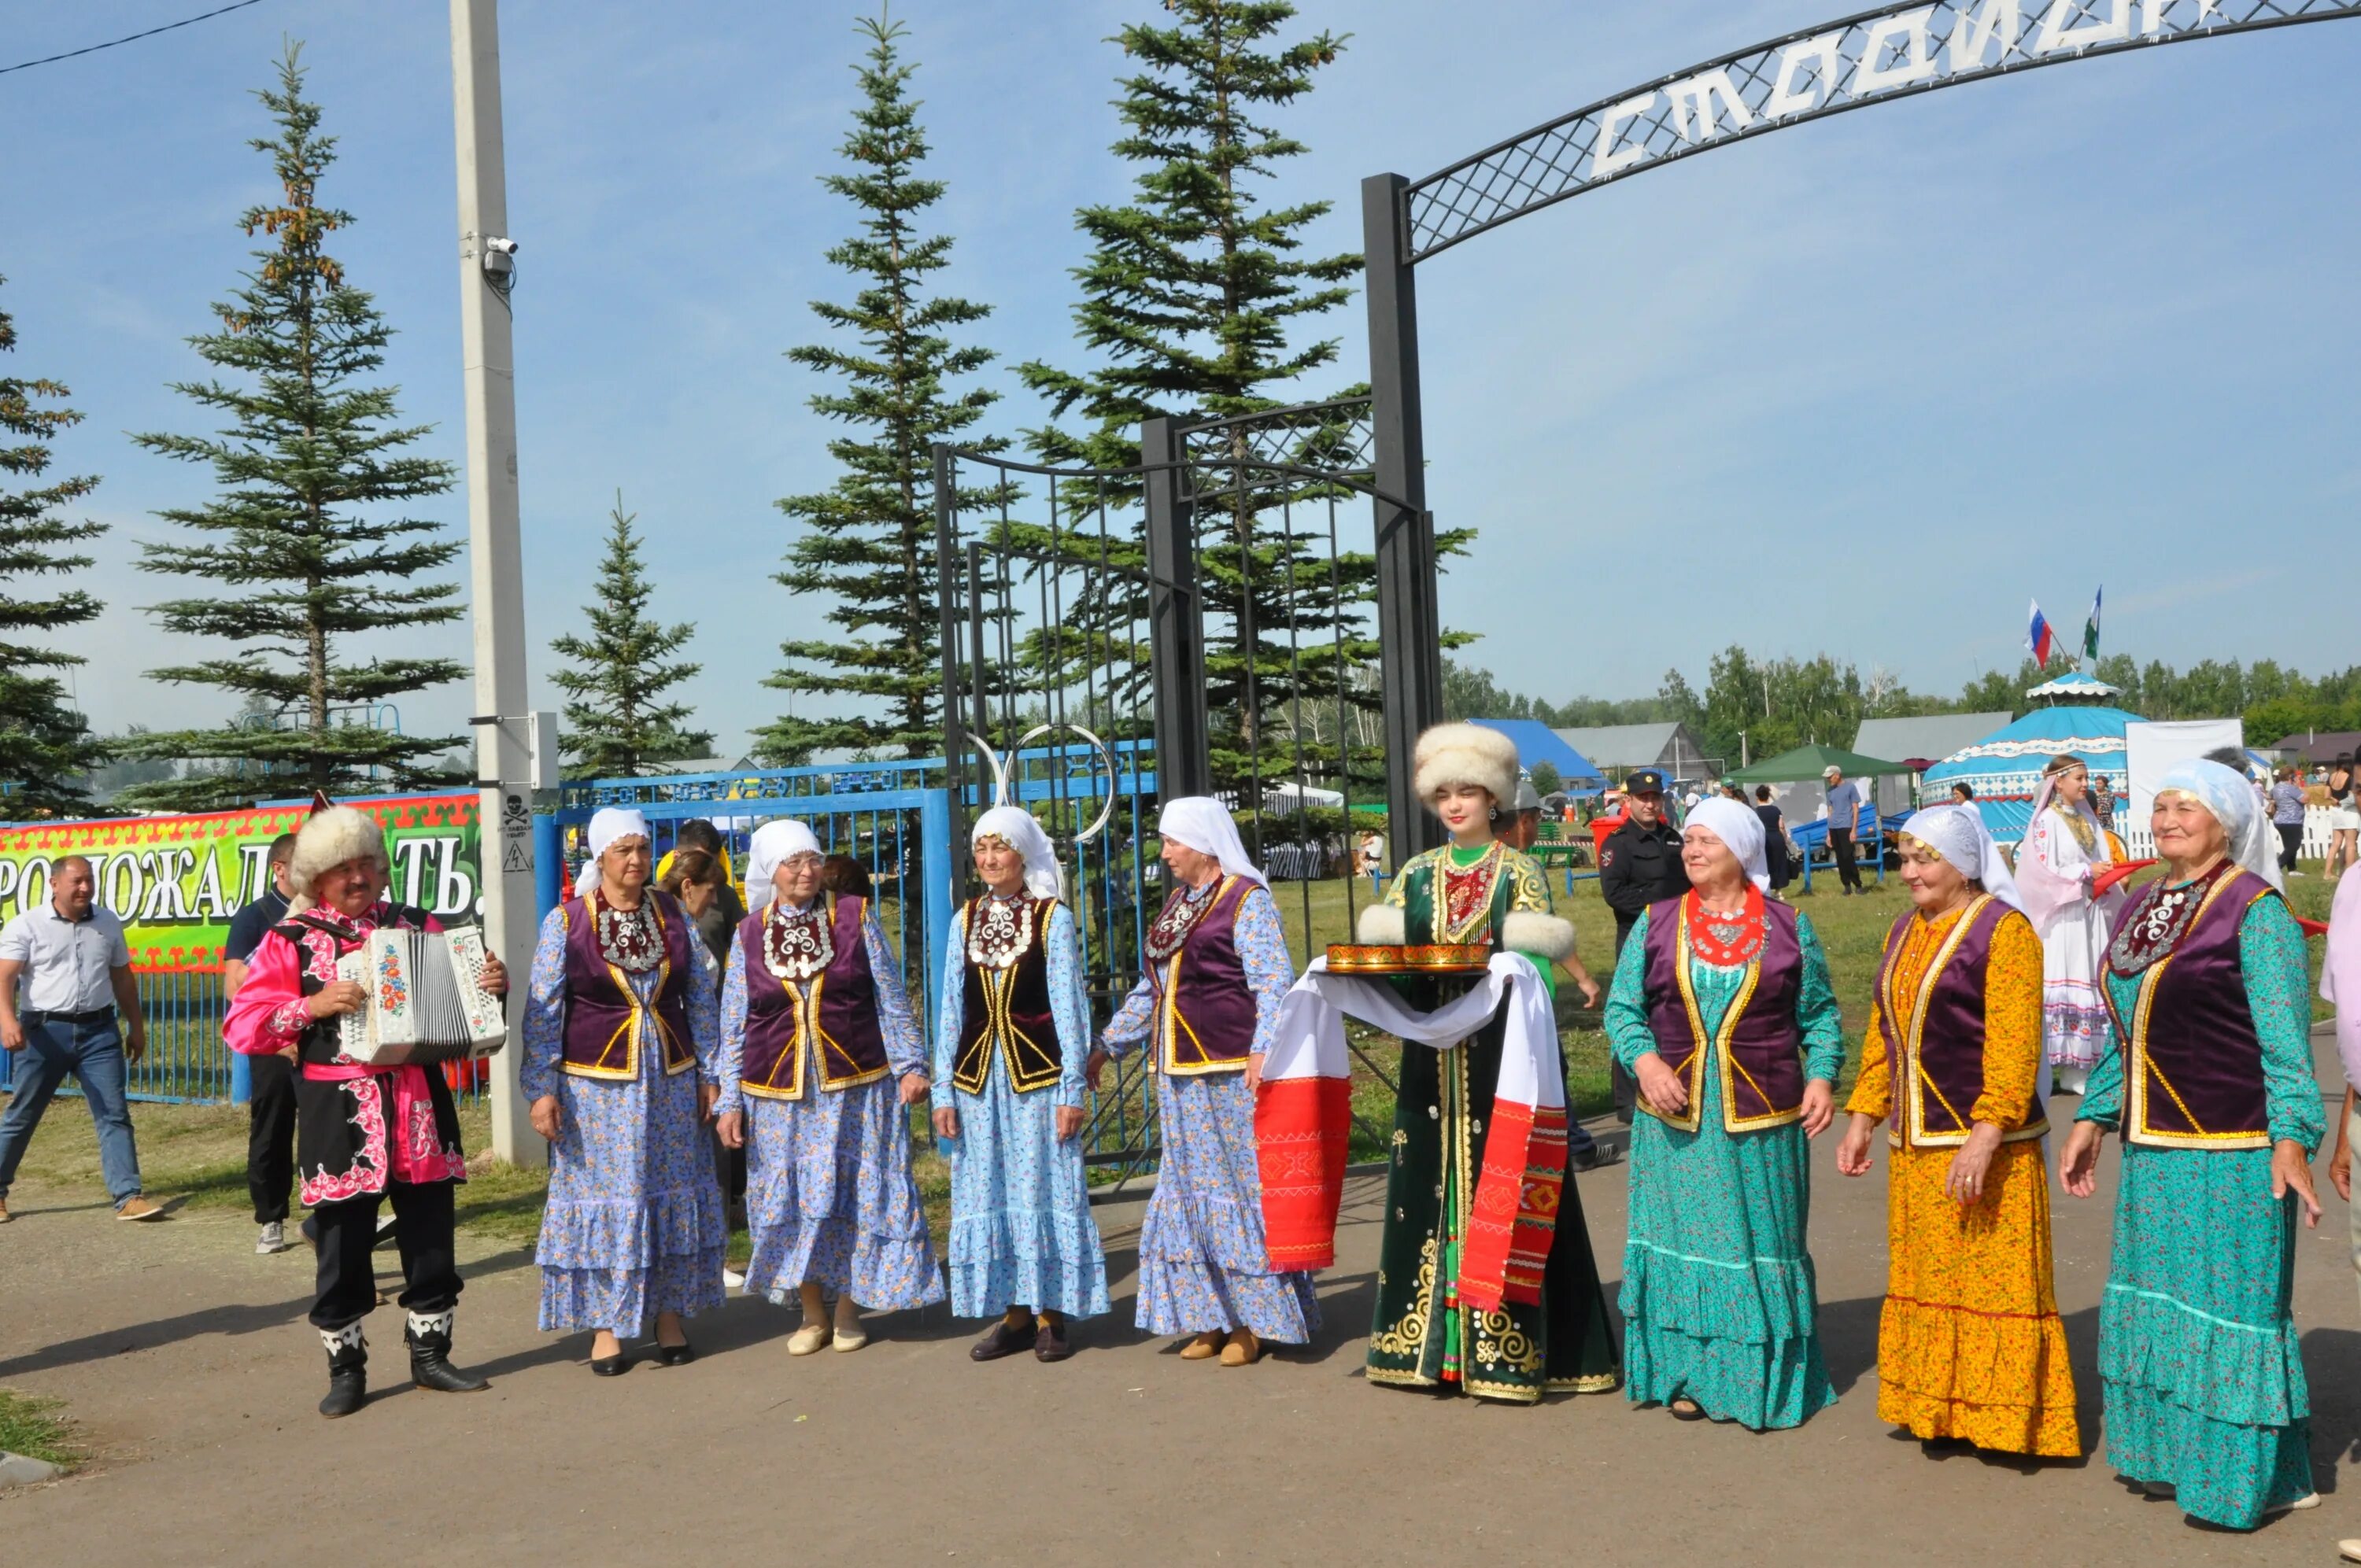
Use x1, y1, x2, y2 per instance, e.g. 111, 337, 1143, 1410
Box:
0, 966, 234, 1105
546, 747, 1174, 1179
544, 757, 957, 1014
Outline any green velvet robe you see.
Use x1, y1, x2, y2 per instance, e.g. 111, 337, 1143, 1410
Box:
1364, 840, 1621, 1403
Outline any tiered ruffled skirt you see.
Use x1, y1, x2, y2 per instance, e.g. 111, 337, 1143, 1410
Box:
943, 1070, 1109, 1320
1875, 1140, 2078, 1455
2097, 1143, 2311, 1529
1134, 1072, 1317, 1341
1620, 1099, 1834, 1430
743, 1077, 945, 1312
536, 1063, 728, 1334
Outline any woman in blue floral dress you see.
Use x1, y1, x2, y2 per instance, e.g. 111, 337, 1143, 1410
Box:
2061, 759, 2325, 1529
932, 806, 1109, 1363
523, 807, 728, 1375
716, 819, 943, 1353
1605, 796, 1845, 1430
1088, 798, 1317, 1367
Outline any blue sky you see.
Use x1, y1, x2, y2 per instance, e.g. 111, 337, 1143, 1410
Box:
4, 1, 2355, 759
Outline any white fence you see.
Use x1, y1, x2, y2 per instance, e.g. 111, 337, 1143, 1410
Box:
2116, 806, 2342, 861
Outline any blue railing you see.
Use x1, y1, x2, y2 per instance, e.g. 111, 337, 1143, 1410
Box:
0, 968, 232, 1105
543, 757, 958, 1032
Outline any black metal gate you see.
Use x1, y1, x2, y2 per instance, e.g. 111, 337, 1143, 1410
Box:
932, 401, 1427, 1185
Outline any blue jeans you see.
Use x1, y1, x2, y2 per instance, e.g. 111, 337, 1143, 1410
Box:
0, 1015, 142, 1207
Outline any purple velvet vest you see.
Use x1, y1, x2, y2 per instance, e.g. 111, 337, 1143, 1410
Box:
737, 895, 889, 1100
1871, 898, 2046, 1149
559, 891, 696, 1080
274, 902, 434, 1068
2105, 866, 2275, 1149
952, 897, 1062, 1096
1147, 876, 1257, 1076
1639, 895, 1805, 1132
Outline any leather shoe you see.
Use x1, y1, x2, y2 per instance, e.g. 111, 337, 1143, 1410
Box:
1034, 1316, 1073, 1363
591, 1352, 629, 1378
970, 1318, 1033, 1363
654, 1339, 695, 1367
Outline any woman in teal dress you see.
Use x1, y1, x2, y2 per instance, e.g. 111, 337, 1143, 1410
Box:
1604, 795, 1844, 1429
2060, 758, 2325, 1530
1354, 721, 1620, 1403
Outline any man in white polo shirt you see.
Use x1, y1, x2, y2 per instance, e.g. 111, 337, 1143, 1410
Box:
0, 854, 160, 1222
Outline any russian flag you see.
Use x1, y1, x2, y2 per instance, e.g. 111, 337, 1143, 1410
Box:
2027, 600, 2056, 666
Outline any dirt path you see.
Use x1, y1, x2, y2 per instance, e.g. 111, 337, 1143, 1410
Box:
3, 1073, 2357, 1566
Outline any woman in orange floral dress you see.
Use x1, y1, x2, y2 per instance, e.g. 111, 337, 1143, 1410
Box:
1835, 804, 2079, 1457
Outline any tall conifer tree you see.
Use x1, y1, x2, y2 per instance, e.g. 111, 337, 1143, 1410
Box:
549, 496, 710, 777
121, 46, 464, 812
0, 277, 108, 814
1016, 2, 1407, 791
761, 13, 1008, 766
1019, 2, 1356, 468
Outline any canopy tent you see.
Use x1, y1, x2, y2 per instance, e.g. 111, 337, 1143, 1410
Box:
1723, 743, 1908, 785
1469, 718, 1606, 794
1921, 705, 2141, 843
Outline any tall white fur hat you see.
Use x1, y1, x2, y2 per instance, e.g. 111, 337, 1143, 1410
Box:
1412, 721, 1521, 812
287, 805, 390, 909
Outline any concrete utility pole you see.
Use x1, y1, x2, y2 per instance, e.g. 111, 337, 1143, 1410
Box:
450, 0, 542, 1167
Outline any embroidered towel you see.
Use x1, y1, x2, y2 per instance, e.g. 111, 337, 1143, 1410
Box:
1257, 954, 1565, 1311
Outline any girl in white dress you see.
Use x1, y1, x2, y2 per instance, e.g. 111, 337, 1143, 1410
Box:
2014, 756, 2130, 1095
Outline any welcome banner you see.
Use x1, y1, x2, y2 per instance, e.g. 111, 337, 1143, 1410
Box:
0, 792, 482, 971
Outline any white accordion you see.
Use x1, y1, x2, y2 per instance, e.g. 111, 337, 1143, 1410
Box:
334, 925, 508, 1066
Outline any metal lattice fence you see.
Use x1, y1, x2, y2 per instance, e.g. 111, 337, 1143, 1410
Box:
932, 405, 1424, 1185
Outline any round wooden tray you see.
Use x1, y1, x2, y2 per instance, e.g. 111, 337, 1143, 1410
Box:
1325, 943, 1492, 976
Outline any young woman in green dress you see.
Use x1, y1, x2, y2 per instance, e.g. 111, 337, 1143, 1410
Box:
1353, 721, 1620, 1404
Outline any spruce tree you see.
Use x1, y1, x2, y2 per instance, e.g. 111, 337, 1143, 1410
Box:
760, 13, 1009, 766
120, 45, 464, 813
548, 496, 711, 777
1015, 1, 1412, 793
0, 277, 109, 815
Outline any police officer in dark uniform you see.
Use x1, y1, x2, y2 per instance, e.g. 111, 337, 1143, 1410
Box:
1598, 769, 1689, 1123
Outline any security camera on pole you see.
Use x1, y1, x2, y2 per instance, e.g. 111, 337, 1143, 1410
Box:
450, 0, 550, 1165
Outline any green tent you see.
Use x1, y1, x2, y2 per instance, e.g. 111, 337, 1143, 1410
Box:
1724, 742, 1908, 785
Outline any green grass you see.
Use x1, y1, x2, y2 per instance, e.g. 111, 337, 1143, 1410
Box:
0, 1390, 82, 1470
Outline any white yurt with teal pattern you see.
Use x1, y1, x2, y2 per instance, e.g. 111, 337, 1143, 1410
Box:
1922, 673, 2137, 843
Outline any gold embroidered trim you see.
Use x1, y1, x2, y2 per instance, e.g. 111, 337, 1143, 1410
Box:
1369, 1234, 1438, 1362
558, 898, 687, 1082
2125, 876, 2271, 1150
1156, 878, 1250, 1077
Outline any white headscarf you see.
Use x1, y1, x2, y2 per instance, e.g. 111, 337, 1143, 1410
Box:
2156, 758, 2283, 891
573, 806, 652, 897
1683, 795, 1768, 893
972, 805, 1062, 901
1158, 797, 1267, 891
745, 819, 824, 911
1899, 803, 2022, 911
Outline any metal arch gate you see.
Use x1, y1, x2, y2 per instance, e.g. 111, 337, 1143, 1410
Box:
1358, 0, 2361, 867
929, 402, 1424, 1186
